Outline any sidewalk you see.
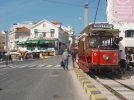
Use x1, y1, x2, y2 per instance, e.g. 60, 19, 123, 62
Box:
73, 59, 119, 100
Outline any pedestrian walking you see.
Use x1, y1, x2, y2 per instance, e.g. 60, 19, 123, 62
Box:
71, 49, 77, 64
119, 50, 126, 74
9, 54, 13, 63
62, 49, 69, 70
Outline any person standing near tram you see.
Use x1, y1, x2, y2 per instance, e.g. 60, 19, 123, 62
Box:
119, 50, 126, 74
112, 37, 123, 49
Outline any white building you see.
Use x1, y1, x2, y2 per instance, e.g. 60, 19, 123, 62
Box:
10, 22, 32, 51
9, 19, 74, 54
61, 26, 75, 50
29, 19, 69, 54
107, 0, 134, 59
0, 32, 5, 53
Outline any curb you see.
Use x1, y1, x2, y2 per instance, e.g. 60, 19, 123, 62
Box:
74, 68, 108, 100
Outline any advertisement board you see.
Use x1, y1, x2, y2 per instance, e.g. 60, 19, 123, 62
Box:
111, 0, 134, 23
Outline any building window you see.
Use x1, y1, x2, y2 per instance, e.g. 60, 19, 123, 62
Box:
50, 33, 54, 37
50, 29, 55, 33
43, 24, 46, 28
43, 32, 46, 37
125, 30, 134, 37
34, 29, 38, 33
50, 29, 55, 37
35, 32, 38, 38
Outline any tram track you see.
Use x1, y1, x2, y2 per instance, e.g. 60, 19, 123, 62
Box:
89, 72, 134, 100
106, 74, 134, 92
94, 76, 128, 100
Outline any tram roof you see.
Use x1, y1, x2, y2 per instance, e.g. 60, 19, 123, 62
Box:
80, 24, 120, 35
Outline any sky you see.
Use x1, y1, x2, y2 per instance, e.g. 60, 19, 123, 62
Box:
0, 0, 107, 35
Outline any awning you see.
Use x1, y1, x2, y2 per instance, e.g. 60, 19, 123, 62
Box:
39, 40, 55, 44
17, 41, 26, 45
5, 52, 21, 55
25, 40, 39, 44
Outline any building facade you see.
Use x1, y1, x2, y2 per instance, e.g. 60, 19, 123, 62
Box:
29, 19, 69, 54
10, 22, 32, 51
0, 32, 5, 60
61, 26, 75, 51
0, 32, 5, 53
107, 0, 134, 59
9, 19, 74, 54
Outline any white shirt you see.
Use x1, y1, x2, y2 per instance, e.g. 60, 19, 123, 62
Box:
119, 51, 126, 60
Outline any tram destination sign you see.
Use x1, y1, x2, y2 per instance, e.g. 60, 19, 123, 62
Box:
93, 23, 113, 29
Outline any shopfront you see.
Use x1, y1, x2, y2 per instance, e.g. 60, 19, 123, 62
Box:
125, 47, 134, 61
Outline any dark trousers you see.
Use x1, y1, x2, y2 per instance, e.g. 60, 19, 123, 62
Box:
63, 59, 68, 70
119, 59, 126, 74
72, 57, 76, 63
120, 59, 126, 68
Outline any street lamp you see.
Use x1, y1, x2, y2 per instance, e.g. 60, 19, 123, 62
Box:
2, 31, 9, 66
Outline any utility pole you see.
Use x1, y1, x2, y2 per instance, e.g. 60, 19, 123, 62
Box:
5, 31, 9, 66
84, 0, 89, 28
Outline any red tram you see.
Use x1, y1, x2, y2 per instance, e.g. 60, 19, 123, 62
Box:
78, 23, 121, 73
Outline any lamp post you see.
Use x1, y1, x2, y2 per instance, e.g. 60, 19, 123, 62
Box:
4, 31, 9, 66
84, 0, 88, 27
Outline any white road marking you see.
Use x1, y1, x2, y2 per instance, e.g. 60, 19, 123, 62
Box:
54, 65, 61, 67
28, 65, 37, 68
37, 64, 45, 67
9, 66, 16, 68
1, 64, 63, 70
46, 65, 52, 67
18, 65, 28, 68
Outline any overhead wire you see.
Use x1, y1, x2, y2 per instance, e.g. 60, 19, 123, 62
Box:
42, 0, 82, 7
93, 0, 101, 24
42, 0, 97, 10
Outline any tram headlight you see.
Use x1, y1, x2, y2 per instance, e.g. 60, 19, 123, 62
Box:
103, 54, 109, 61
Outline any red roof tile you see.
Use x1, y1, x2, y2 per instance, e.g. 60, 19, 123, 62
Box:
15, 27, 30, 33
51, 21, 62, 25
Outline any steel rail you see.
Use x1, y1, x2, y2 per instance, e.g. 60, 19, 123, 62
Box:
106, 74, 134, 92
95, 77, 128, 100
89, 72, 128, 100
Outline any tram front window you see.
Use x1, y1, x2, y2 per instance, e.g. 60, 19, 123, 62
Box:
89, 37, 113, 49
89, 37, 99, 48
